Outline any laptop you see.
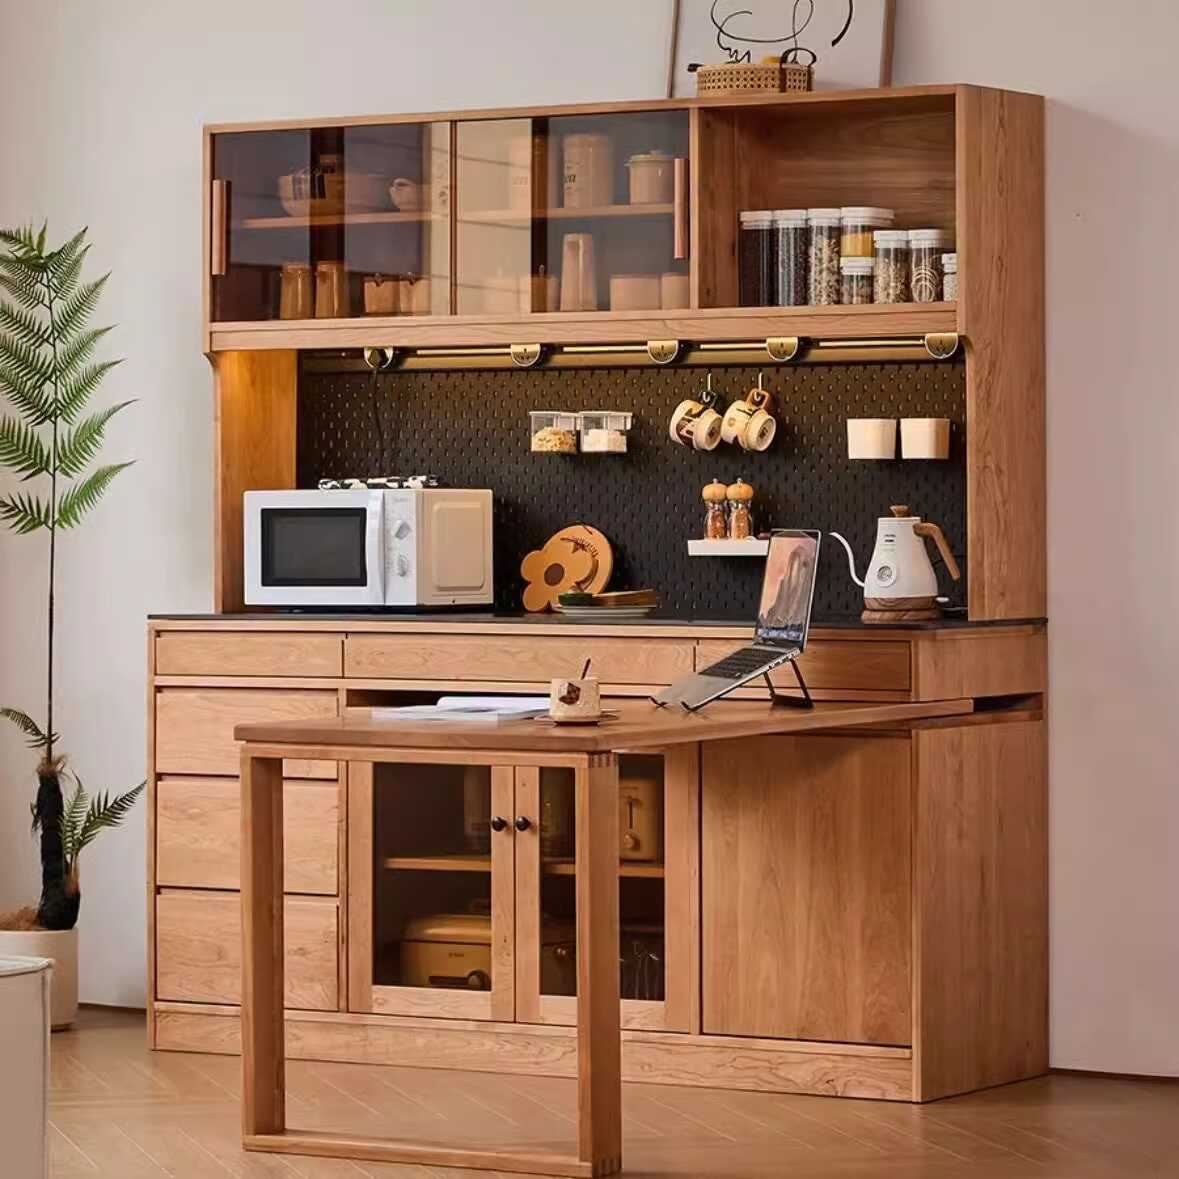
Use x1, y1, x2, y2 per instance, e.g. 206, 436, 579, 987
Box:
654, 529, 821, 711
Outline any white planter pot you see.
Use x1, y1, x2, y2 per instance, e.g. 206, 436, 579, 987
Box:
0, 927, 78, 1029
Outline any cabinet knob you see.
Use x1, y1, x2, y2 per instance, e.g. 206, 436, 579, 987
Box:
514, 815, 532, 832
490, 816, 508, 832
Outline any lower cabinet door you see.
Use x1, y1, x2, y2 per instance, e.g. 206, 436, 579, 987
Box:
702, 734, 912, 1046
156, 890, 338, 1010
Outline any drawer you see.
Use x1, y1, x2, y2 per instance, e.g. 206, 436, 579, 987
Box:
345, 634, 694, 686
155, 631, 343, 678
695, 639, 912, 697
155, 688, 338, 778
156, 890, 338, 1010
156, 777, 339, 895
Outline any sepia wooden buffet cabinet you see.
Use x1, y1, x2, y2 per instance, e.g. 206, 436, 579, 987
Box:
147, 615, 1047, 1103
148, 80, 1048, 1105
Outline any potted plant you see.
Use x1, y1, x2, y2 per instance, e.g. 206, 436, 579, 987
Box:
0, 225, 142, 1028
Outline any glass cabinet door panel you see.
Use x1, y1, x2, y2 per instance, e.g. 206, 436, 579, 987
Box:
521, 758, 668, 1021
369, 762, 509, 1004
455, 110, 689, 315
210, 121, 450, 322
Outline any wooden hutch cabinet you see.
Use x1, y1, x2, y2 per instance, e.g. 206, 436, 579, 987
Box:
149, 83, 1047, 1103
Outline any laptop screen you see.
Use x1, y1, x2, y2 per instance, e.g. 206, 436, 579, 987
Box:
755, 530, 821, 648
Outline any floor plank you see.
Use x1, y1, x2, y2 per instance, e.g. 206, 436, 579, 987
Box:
46, 1009, 1179, 1179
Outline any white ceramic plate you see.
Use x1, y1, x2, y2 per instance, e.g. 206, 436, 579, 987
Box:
553, 605, 657, 619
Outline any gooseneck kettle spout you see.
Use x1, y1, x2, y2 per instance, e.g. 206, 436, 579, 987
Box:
828, 532, 864, 588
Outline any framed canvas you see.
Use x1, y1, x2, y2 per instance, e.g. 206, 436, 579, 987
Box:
667, 0, 895, 96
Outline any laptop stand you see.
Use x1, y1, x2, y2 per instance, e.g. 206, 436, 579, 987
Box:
766, 659, 814, 709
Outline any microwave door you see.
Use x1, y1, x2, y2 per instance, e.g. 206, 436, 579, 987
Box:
245, 489, 384, 606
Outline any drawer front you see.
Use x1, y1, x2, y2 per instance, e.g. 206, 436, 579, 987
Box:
155, 688, 338, 778
157, 777, 339, 894
696, 639, 912, 697
346, 634, 695, 686
155, 631, 343, 678
156, 890, 338, 1010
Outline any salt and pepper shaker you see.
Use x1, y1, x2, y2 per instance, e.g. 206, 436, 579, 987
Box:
702, 480, 728, 539
726, 479, 754, 539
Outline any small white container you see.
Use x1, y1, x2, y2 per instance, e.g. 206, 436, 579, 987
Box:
550, 676, 601, 722
847, 418, 897, 460
941, 252, 958, 301
900, 417, 951, 460
578, 411, 633, 453
530, 411, 578, 454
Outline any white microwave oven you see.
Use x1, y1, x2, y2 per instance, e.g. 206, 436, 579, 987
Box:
243, 488, 494, 608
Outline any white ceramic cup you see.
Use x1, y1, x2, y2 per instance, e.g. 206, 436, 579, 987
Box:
669, 399, 722, 450
846, 418, 897, 460
900, 417, 950, 459
549, 676, 601, 722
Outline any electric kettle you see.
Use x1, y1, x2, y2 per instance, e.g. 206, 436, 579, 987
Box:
829, 505, 961, 621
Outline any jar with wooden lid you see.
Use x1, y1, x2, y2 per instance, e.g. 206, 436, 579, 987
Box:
702, 480, 728, 539
840, 207, 893, 257
726, 479, 754, 539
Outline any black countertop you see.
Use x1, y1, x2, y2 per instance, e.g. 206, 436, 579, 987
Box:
149, 610, 1046, 631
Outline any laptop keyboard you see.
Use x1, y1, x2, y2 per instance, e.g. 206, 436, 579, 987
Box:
699, 647, 787, 681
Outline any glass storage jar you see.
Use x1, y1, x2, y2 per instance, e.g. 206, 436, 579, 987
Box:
530, 411, 579, 454
840, 206, 893, 257
771, 209, 808, 306
873, 230, 910, 303
909, 229, 951, 302
807, 208, 841, 305
941, 252, 958, 301
739, 211, 775, 306
840, 256, 874, 304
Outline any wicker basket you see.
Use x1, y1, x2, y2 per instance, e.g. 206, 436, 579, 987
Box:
692, 59, 812, 98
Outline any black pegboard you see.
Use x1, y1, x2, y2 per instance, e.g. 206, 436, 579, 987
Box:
296, 360, 966, 618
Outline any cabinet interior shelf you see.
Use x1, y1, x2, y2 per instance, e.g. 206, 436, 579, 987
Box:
382, 854, 664, 878
459, 202, 673, 226
237, 210, 443, 230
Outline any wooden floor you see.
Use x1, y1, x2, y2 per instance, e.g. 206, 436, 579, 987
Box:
49, 1009, 1176, 1179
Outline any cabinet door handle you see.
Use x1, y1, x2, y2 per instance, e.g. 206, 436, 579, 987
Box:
673, 157, 688, 261
210, 179, 228, 276
514, 816, 532, 832
490, 816, 508, 832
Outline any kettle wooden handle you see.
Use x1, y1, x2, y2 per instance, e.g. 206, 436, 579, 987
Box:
914, 522, 961, 581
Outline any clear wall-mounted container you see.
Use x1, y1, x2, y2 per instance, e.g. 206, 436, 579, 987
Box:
530, 411, 578, 453
578, 411, 632, 453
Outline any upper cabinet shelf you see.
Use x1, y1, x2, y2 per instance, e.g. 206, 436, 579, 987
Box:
202, 87, 996, 353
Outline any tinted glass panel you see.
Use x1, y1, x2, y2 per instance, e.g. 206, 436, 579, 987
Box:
261, 507, 367, 586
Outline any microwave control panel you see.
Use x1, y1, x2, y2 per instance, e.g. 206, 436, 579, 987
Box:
382, 490, 419, 601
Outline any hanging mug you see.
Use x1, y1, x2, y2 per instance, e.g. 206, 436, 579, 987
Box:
721, 376, 778, 451
669, 375, 723, 451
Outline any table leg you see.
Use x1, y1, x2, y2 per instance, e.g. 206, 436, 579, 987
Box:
240, 751, 285, 1139
575, 756, 622, 1176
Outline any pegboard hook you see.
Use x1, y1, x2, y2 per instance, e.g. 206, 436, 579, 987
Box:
363, 346, 398, 371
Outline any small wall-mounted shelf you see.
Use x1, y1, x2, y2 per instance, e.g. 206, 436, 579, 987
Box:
687, 538, 769, 557
238, 210, 442, 230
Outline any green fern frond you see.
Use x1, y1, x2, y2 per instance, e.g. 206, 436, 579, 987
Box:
0, 415, 51, 478
0, 300, 50, 350
49, 244, 90, 302
53, 274, 107, 341
0, 489, 53, 533
0, 226, 45, 259
54, 461, 132, 528
56, 358, 122, 422
47, 228, 88, 277
56, 400, 133, 478
60, 780, 89, 858
55, 325, 112, 382
72, 782, 146, 856
0, 706, 56, 750
0, 332, 53, 394
0, 363, 55, 425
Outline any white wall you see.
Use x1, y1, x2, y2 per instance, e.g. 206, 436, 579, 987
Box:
1, 0, 1175, 1076
891, 0, 1179, 1076
0, 0, 674, 1008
